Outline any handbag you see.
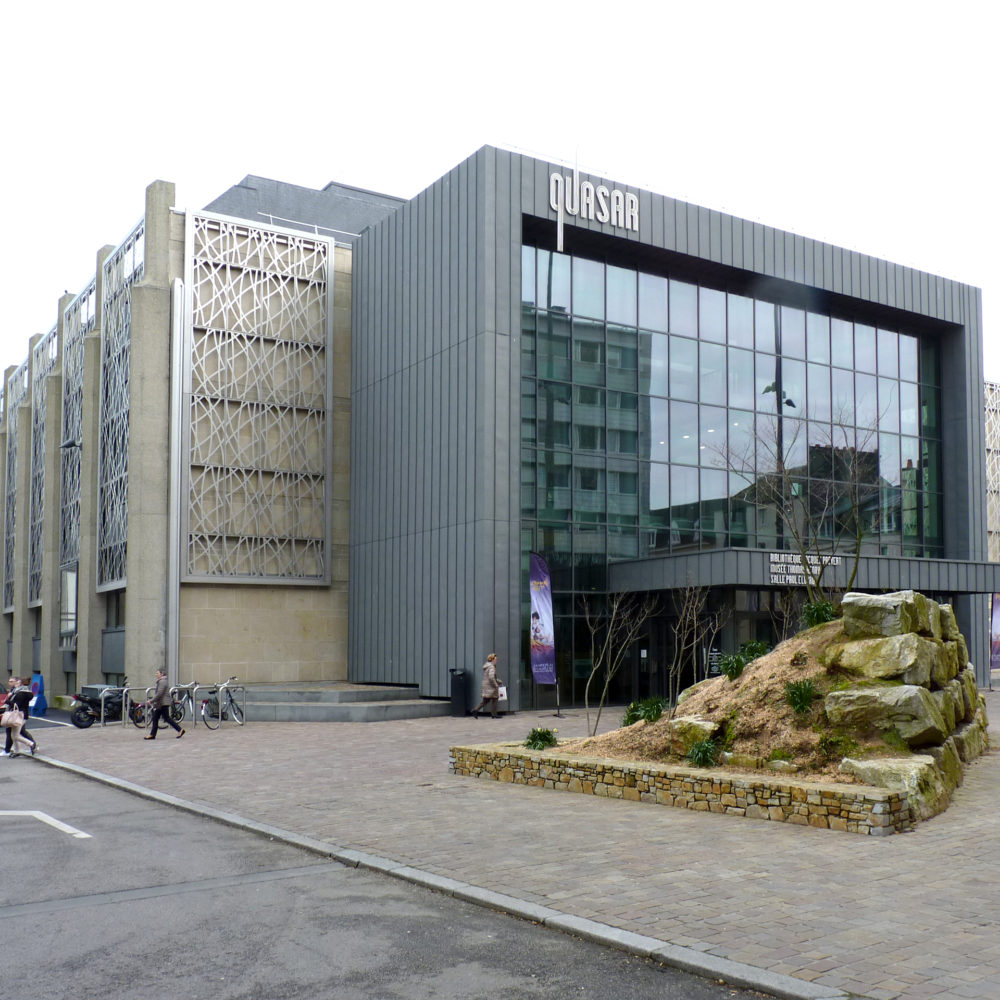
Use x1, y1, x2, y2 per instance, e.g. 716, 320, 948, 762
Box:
1, 706, 24, 728
498, 685, 508, 701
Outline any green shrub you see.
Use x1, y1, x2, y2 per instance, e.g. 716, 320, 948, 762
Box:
801, 601, 838, 628
881, 728, 911, 754
685, 738, 718, 767
785, 679, 819, 714
768, 747, 792, 762
738, 639, 771, 662
524, 727, 558, 750
718, 653, 745, 681
620, 696, 668, 727
819, 732, 860, 760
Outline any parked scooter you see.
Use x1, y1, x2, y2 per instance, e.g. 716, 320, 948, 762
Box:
69, 678, 146, 729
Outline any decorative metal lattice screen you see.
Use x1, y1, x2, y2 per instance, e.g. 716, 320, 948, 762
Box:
28, 329, 59, 604
986, 381, 1000, 562
98, 220, 144, 589
3, 362, 29, 610
60, 280, 95, 569
183, 213, 332, 581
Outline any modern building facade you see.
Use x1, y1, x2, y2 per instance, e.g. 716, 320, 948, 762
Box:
3, 147, 996, 711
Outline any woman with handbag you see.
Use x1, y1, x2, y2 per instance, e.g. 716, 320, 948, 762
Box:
472, 653, 503, 719
2, 677, 37, 757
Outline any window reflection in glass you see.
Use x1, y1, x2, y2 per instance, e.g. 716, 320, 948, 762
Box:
521, 449, 536, 516
728, 294, 754, 349
521, 306, 536, 375
573, 385, 605, 451
537, 451, 572, 520
638, 330, 668, 397
780, 358, 805, 414
521, 246, 535, 306
638, 272, 667, 332
806, 313, 830, 364
670, 401, 698, 465
537, 250, 570, 311
728, 348, 755, 410
755, 300, 776, 354
700, 468, 729, 549
608, 525, 638, 558
756, 352, 780, 412
574, 455, 606, 522
573, 317, 605, 386
607, 265, 637, 326
879, 433, 901, 487
647, 397, 669, 462
536, 309, 571, 381
700, 342, 726, 405
877, 328, 898, 378
607, 324, 637, 391
830, 318, 853, 369
899, 382, 919, 437
537, 381, 572, 449
808, 362, 831, 422
670, 336, 698, 401
831, 367, 854, 426
573, 524, 606, 591
670, 465, 699, 548
572, 257, 604, 319
700, 405, 726, 467
878, 377, 899, 434
854, 324, 877, 373
607, 391, 638, 455
521, 378, 536, 444
669, 280, 697, 337
780, 306, 806, 359
608, 458, 638, 525
699, 287, 726, 343
641, 462, 671, 526
728, 410, 754, 472
855, 372, 878, 428
899, 334, 918, 382
920, 385, 939, 435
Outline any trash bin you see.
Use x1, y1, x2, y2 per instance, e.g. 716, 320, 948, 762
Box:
448, 667, 467, 717
30, 671, 47, 717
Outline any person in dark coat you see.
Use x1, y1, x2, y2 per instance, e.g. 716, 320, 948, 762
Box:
144, 669, 185, 740
472, 653, 503, 719
2, 677, 37, 756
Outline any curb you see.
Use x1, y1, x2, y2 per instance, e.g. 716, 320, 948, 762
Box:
33, 753, 850, 1000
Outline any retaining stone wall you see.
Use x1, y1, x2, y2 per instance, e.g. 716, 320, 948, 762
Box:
450, 744, 911, 836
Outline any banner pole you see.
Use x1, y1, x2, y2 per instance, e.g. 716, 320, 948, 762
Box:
553, 683, 562, 718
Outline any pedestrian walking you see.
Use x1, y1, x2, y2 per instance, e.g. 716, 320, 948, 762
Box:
1, 676, 37, 757
472, 653, 503, 719
144, 669, 185, 740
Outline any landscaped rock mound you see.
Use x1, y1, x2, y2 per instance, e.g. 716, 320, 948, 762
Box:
559, 591, 989, 823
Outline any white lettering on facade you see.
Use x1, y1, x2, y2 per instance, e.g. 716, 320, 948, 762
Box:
550, 170, 639, 251
767, 551, 842, 586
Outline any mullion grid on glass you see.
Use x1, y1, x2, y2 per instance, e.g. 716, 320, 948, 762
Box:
28, 328, 59, 604
3, 362, 30, 610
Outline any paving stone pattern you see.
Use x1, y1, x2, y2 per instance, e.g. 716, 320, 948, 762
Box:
26, 692, 1000, 1000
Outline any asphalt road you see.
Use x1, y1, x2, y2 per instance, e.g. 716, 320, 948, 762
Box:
0, 765, 764, 1000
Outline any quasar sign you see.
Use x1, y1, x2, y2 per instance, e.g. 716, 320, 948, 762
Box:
550, 169, 639, 251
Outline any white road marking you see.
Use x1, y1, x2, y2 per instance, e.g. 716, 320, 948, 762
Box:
0, 811, 92, 838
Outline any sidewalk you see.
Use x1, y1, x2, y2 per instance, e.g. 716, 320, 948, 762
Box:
24, 689, 1000, 1000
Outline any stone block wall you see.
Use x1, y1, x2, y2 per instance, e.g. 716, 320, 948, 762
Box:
450, 745, 911, 836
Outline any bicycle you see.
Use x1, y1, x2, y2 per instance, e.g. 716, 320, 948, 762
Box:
169, 681, 199, 723
200, 676, 245, 729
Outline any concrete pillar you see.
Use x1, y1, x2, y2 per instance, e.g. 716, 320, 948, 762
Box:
10, 336, 39, 676
38, 296, 68, 693
76, 247, 113, 686
122, 180, 176, 687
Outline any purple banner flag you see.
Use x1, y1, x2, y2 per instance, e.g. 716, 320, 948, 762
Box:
991, 594, 1000, 672
529, 552, 557, 685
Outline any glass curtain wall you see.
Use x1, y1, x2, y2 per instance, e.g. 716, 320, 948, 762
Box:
520, 244, 942, 703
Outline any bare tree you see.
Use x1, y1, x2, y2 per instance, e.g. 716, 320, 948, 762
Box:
666, 584, 730, 714
720, 406, 882, 604
580, 592, 659, 737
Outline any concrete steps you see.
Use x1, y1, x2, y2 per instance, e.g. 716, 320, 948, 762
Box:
241, 683, 451, 723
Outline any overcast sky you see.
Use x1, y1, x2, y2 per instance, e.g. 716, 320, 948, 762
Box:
1, 1, 994, 381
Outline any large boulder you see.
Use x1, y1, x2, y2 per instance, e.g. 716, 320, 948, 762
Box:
824, 684, 949, 748
938, 603, 961, 641
926, 737, 964, 793
840, 755, 950, 822
826, 632, 938, 687
842, 591, 941, 640
958, 668, 979, 723
667, 715, 718, 753
952, 714, 989, 762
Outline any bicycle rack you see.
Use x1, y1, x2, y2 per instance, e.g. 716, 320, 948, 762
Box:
193, 683, 215, 728
99, 686, 123, 727
169, 682, 200, 727
220, 684, 246, 728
